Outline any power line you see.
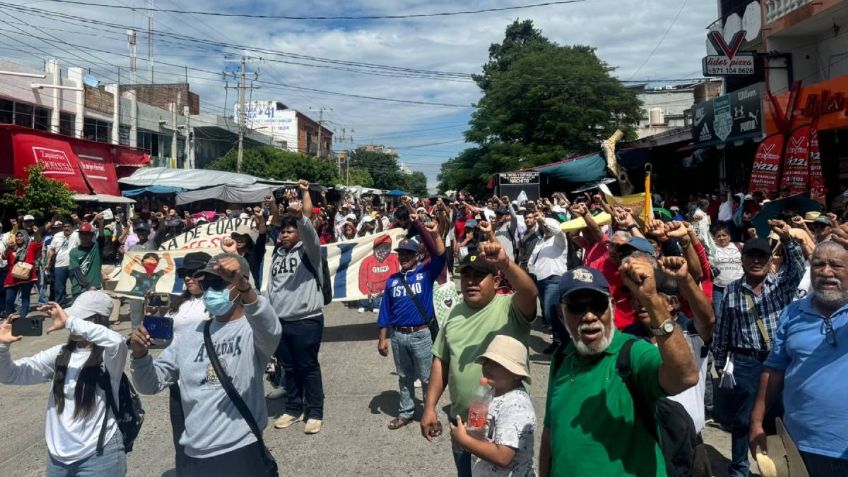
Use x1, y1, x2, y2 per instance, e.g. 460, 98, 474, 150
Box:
627, 0, 690, 80
33, 0, 588, 20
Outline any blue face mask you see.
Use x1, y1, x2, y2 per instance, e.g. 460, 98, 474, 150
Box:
203, 286, 236, 316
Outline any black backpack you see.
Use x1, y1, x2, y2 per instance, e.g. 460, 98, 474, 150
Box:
551, 339, 700, 477
97, 370, 145, 453
617, 339, 700, 477
301, 250, 332, 306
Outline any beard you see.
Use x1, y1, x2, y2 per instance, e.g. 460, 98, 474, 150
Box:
572, 322, 615, 356
813, 278, 848, 310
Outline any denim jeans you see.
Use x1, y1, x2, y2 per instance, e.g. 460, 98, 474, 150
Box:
276, 315, 325, 420
38, 266, 51, 305
725, 354, 766, 477
712, 285, 725, 321
53, 266, 69, 306
390, 328, 432, 419
5, 282, 34, 318
452, 441, 472, 477
359, 293, 382, 311
46, 430, 126, 477
536, 275, 567, 344
801, 451, 848, 477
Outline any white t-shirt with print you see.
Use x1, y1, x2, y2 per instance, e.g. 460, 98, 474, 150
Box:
49, 231, 80, 268
471, 387, 537, 477
666, 318, 708, 434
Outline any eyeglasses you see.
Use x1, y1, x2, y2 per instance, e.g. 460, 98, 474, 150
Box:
821, 317, 838, 347
564, 297, 609, 316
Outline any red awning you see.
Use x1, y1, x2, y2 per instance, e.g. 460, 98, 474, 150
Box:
0, 125, 149, 195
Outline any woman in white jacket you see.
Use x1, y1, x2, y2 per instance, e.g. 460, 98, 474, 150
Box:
0, 291, 128, 477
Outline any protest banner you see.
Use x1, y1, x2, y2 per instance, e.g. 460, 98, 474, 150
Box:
114, 227, 408, 303
159, 217, 257, 250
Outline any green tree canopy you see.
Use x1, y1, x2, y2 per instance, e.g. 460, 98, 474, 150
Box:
347, 149, 429, 196
439, 19, 642, 194
209, 146, 340, 185
1, 164, 77, 221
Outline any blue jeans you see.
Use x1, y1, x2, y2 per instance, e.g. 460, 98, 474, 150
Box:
275, 315, 325, 420
390, 328, 432, 419
38, 266, 51, 305
452, 441, 472, 477
726, 354, 765, 477
5, 282, 34, 318
53, 266, 69, 306
536, 275, 567, 344
713, 285, 725, 322
46, 430, 126, 477
359, 293, 383, 311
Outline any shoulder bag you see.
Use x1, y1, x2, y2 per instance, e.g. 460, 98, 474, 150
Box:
396, 273, 439, 340
203, 320, 279, 476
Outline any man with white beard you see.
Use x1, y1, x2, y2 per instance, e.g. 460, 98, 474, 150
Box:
749, 240, 848, 476
539, 266, 699, 477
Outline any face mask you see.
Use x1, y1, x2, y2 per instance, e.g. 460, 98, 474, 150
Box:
203, 286, 236, 316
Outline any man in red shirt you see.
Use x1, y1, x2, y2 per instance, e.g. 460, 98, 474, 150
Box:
358, 235, 400, 312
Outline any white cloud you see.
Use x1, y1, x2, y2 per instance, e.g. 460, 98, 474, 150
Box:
0, 0, 717, 186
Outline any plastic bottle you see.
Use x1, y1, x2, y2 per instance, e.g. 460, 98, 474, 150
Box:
466, 380, 492, 432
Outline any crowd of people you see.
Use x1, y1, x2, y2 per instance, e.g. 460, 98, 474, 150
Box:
0, 180, 846, 477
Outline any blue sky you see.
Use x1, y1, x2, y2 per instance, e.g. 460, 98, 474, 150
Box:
0, 0, 719, 188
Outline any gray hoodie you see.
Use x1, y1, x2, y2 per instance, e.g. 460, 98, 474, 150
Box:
267, 216, 324, 321
130, 296, 281, 459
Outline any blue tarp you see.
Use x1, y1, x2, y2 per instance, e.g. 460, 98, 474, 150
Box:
387, 189, 407, 197
122, 185, 184, 197
530, 153, 607, 184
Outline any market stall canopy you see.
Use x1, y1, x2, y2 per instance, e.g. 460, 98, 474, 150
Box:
121, 185, 184, 197
73, 194, 136, 204
0, 124, 149, 196
119, 167, 257, 190
387, 189, 407, 197
175, 183, 274, 205
526, 153, 608, 184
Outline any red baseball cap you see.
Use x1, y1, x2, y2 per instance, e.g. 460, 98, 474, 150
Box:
78, 222, 94, 233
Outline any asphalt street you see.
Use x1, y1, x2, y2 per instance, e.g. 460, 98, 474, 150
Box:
0, 301, 743, 476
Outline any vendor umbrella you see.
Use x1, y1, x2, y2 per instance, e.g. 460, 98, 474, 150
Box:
752, 194, 821, 239
387, 189, 407, 197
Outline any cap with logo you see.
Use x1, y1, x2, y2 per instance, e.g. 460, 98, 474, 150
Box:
456, 252, 497, 275
559, 267, 610, 301
177, 251, 212, 278
394, 238, 420, 253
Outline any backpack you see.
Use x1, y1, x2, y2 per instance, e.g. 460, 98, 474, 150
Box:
97, 370, 145, 453
301, 250, 332, 306
551, 339, 700, 477
617, 339, 700, 477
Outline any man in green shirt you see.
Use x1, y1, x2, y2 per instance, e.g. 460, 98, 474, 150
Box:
421, 237, 537, 477
68, 219, 106, 299
539, 261, 699, 477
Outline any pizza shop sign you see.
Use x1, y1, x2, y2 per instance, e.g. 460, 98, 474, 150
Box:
703, 31, 755, 76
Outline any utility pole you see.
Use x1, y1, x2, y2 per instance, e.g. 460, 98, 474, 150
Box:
310, 106, 331, 158
237, 55, 246, 172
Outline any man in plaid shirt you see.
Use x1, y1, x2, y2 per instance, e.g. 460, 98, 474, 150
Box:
713, 219, 805, 477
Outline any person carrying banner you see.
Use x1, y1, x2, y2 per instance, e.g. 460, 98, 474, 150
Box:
269, 180, 328, 435
376, 216, 446, 430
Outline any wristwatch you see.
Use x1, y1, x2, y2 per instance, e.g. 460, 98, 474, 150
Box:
650, 318, 676, 336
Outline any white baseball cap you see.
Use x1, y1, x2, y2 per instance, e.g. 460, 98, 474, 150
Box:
66, 290, 114, 321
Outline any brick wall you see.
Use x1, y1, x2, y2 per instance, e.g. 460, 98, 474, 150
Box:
119, 84, 200, 114
84, 85, 114, 114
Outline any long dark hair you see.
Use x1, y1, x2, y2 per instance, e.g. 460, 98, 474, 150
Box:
52, 340, 105, 421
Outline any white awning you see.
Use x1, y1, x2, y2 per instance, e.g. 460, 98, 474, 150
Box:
118, 167, 257, 190
73, 194, 136, 204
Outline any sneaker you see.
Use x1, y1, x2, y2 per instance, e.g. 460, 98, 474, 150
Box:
370, 309, 379, 313
414, 379, 422, 388
273, 413, 303, 429
304, 418, 322, 434
265, 387, 287, 400
357, 307, 365, 313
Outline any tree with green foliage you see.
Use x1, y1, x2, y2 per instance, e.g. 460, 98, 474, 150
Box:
209, 146, 340, 185
438, 20, 642, 194
347, 149, 429, 196
0, 164, 77, 221
346, 167, 374, 188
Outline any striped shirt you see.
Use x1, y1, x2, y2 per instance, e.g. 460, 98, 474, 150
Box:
712, 240, 805, 368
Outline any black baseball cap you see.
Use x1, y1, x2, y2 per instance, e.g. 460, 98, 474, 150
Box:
456, 252, 497, 276
559, 267, 610, 302
177, 251, 212, 278
742, 238, 772, 256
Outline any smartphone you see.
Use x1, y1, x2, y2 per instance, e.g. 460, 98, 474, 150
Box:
12, 317, 43, 337
143, 316, 174, 347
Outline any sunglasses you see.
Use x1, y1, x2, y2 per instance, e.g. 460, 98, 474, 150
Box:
563, 297, 609, 316
821, 316, 838, 347
196, 274, 228, 291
